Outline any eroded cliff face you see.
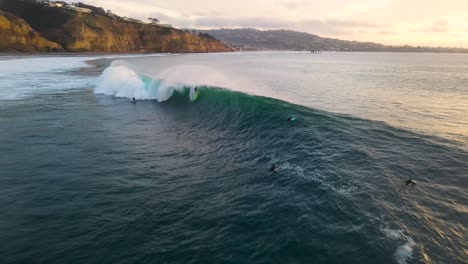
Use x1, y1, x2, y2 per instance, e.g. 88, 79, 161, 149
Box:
58, 12, 232, 53
43, 11, 232, 52
0, 0, 232, 53
0, 10, 62, 52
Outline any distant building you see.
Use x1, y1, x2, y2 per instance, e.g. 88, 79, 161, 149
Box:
36, 0, 66, 7
49, 3, 63, 8
128, 18, 143, 24
159, 24, 172, 28
66, 5, 92, 13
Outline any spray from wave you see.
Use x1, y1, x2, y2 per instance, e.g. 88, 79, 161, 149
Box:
94, 60, 253, 102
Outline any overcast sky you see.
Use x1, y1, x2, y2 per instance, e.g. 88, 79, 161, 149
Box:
67, 0, 468, 47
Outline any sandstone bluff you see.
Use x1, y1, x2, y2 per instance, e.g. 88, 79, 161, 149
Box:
0, 0, 232, 53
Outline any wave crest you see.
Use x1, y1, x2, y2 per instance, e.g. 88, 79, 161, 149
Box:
94, 60, 246, 102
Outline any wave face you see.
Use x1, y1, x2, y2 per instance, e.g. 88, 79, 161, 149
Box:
90, 62, 468, 264
95, 60, 248, 102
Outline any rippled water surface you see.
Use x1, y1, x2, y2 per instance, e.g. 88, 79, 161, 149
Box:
0, 52, 467, 264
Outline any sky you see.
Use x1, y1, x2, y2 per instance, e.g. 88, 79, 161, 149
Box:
67, 0, 468, 47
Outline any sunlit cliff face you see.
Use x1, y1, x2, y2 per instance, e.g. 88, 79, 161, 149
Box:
69, 0, 468, 47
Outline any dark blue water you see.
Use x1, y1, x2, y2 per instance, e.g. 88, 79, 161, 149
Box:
0, 54, 467, 264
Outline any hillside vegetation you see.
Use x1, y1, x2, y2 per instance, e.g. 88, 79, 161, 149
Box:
0, 10, 62, 52
0, 0, 232, 53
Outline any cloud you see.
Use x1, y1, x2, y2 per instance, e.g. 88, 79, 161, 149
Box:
119, 8, 393, 38
378, 30, 395, 35
276, 0, 312, 10
413, 20, 450, 33
151, 13, 386, 36
63, 0, 468, 47
190, 17, 290, 28
292, 18, 385, 35
434, 20, 448, 26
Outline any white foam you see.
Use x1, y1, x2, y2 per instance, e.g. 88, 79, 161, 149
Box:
0, 56, 97, 101
394, 237, 416, 264
94, 60, 254, 102
0, 56, 92, 73
381, 227, 416, 264
0, 54, 171, 102
94, 61, 178, 101
277, 161, 358, 196
382, 228, 404, 239
95, 63, 147, 99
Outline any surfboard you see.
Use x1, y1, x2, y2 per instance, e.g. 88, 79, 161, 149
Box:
190, 87, 199, 102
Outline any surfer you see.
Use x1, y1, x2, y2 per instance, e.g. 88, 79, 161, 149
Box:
284, 116, 296, 121
132, 97, 136, 104
269, 164, 277, 172
194, 86, 198, 92
405, 179, 416, 186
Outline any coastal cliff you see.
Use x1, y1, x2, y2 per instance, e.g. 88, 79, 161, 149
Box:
54, 12, 231, 53
0, 0, 232, 53
0, 10, 62, 52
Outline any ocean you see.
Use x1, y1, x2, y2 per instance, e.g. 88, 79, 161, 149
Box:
0, 52, 467, 264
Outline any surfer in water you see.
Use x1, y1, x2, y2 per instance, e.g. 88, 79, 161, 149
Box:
269, 164, 278, 172
405, 179, 416, 186
132, 97, 136, 104
284, 116, 296, 122
194, 86, 198, 93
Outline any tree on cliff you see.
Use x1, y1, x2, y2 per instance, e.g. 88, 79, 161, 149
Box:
148, 17, 159, 25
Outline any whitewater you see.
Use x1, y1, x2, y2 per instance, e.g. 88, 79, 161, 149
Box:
0, 52, 467, 264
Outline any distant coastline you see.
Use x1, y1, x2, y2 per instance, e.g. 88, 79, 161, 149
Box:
195, 28, 468, 53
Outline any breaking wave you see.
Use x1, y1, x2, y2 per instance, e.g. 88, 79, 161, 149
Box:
94, 60, 252, 102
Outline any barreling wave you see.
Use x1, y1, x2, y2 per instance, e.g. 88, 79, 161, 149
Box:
94, 60, 331, 134
94, 60, 252, 102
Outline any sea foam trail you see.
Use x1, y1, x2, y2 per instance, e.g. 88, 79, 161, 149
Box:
394, 238, 416, 264
94, 60, 255, 102
0, 57, 95, 101
0, 55, 169, 102
381, 227, 416, 264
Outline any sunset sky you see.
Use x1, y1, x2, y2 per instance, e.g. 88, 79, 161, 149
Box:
68, 0, 468, 47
